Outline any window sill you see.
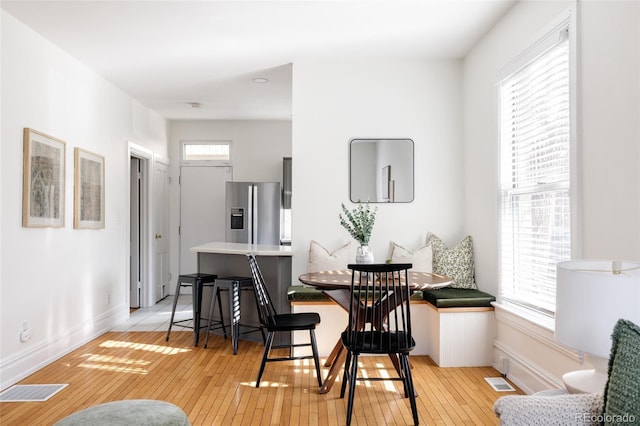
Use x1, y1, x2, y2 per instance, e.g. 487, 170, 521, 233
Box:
492, 301, 554, 332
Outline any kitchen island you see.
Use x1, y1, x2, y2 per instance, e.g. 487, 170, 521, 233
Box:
191, 242, 293, 345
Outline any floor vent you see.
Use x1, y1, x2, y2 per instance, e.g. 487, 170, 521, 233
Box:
484, 377, 516, 392
0, 384, 68, 402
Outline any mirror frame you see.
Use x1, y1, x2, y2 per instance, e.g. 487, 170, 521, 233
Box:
349, 138, 415, 203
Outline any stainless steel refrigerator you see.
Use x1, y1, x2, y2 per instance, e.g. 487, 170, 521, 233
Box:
225, 182, 281, 245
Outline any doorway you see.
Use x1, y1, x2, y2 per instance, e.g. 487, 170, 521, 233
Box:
154, 160, 170, 300
179, 166, 231, 275
129, 144, 153, 308
130, 156, 142, 308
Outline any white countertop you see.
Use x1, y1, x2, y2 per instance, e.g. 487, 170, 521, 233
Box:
191, 241, 292, 256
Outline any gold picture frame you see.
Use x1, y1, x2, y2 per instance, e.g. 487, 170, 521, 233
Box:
74, 148, 105, 229
22, 128, 66, 228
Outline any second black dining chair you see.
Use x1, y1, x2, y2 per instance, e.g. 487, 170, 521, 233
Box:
246, 253, 323, 388
340, 262, 419, 425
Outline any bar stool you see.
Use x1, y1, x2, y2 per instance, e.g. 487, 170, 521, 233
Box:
165, 273, 227, 346
204, 276, 265, 354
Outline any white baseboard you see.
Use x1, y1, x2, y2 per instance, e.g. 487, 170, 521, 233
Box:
493, 341, 564, 394
492, 303, 583, 395
0, 304, 129, 391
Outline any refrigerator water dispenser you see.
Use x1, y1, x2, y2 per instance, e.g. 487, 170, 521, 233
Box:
230, 208, 244, 229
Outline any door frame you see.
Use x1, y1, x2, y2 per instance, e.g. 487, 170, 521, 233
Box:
130, 156, 141, 308
153, 157, 171, 302
128, 142, 153, 308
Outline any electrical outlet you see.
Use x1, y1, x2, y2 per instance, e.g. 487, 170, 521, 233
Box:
498, 355, 510, 377
107, 293, 111, 305
20, 328, 32, 342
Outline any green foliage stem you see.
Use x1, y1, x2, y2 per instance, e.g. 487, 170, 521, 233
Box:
338, 203, 377, 245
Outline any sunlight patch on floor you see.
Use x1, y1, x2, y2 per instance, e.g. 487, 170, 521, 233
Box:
81, 353, 151, 366
77, 362, 148, 375
242, 381, 290, 388
99, 340, 191, 355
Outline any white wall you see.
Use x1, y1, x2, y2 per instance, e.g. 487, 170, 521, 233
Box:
463, 0, 640, 393
292, 59, 465, 280
0, 11, 168, 389
167, 120, 291, 278
463, 0, 574, 298
579, 0, 640, 259
4, 0, 636, 397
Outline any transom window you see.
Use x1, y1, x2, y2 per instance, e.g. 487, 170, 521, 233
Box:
181, 141, 231, 165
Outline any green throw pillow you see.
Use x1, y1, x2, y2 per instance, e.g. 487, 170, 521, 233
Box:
428, 234, 476, 289
603, 319, 640, 425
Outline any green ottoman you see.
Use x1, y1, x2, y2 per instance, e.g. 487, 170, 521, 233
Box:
54, 399, 190, 425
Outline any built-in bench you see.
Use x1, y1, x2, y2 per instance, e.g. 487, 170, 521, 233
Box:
421, 288, 496, 367
287, 286, 424, 302
288, 286, 430, 356
288, 286, 495, 367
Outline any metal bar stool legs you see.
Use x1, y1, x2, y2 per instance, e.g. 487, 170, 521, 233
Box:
165, 273, 221, 346
204, 276, 265, 354
165, 278, 184, 341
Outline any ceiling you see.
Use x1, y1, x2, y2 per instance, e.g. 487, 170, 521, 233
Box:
2, 1, 515, 121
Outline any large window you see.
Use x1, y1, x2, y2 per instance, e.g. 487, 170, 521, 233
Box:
499, 19, 573, 318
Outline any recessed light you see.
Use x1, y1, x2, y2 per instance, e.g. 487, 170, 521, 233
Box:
252, 77, 269, 84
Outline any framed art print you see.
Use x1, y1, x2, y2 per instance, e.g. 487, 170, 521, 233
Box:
22, 128, 66, 228
74, 148, 105, 229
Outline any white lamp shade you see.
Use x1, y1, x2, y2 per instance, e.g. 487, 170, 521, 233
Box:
555, 260, 640, 359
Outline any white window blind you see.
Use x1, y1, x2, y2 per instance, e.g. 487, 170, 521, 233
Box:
499, 27, 571, 317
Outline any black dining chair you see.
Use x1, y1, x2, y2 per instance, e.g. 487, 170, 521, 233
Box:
246, 253, 323, 388
340, 262, 419, 425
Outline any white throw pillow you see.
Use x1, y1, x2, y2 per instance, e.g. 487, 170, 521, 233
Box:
307, 240, 352, 272
390, 241, 433, 272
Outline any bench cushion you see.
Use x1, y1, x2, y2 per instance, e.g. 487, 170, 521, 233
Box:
288, 286, 330, 301
287, 286, 423, 302
422, 288, 495, 308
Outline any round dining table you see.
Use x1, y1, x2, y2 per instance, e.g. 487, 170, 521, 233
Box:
298, 269, 452, 394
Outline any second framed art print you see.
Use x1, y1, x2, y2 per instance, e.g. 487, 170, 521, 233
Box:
74, 148, 105, 229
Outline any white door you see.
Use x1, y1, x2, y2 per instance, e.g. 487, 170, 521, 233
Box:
130, 157, 141, 308
180, 166, 231, 275
153, 161, 171, 301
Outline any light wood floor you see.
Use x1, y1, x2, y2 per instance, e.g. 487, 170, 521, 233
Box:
0, 330, 521, 425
